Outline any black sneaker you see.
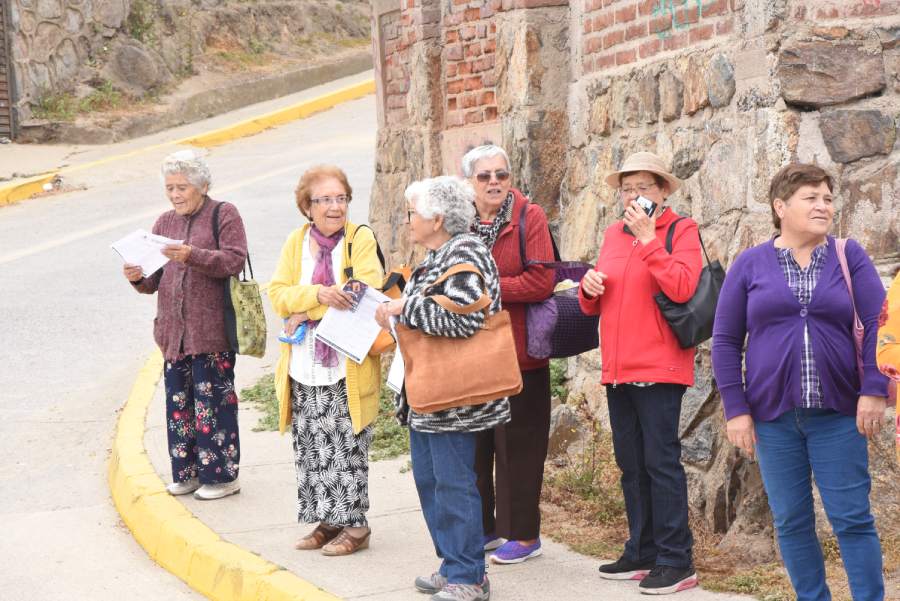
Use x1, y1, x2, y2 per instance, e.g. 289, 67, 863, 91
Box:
638, 565, 698, 595
598, 556, 655, 581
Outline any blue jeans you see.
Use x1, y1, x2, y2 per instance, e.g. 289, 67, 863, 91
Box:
410, 428, 485, 585
606, 384, 693, 568
755, 409, 884, 601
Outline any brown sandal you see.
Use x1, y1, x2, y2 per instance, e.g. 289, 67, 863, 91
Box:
295, 523, 343, 550
321, 528, 371, 556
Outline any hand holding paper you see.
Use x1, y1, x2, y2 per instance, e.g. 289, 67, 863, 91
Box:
112, 229, 184, 277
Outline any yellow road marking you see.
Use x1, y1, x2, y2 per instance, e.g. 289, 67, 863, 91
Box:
0, 79, 374, 207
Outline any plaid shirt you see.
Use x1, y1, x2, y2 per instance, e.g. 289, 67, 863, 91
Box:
775, 242, 827, 408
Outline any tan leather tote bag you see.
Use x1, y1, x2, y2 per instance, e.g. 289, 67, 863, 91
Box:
395, 263, 523, 414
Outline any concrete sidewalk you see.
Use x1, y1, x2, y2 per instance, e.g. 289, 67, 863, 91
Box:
143, 345, 749, 601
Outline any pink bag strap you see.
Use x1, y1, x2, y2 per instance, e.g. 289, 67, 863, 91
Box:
835, 238, 865, 382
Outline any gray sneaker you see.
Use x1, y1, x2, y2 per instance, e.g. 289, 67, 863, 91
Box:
418, 575, 490, 596
415, 572, 447, 594
430, 579, 490, 601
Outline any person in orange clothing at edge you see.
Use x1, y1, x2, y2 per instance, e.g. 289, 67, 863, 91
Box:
578, 151, 702, 595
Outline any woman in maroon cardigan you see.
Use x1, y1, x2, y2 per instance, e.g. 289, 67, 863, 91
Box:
465, 144, 555, 564
123, 150, 248, 501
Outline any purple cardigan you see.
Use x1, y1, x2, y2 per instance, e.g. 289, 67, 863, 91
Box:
711, 236, 889, 422
133, 197, 248, 361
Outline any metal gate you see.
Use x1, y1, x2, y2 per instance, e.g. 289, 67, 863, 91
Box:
0, 2, 13, 140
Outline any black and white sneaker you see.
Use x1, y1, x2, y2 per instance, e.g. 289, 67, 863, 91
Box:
598, 556, 655, 581
638, 565, 698, 595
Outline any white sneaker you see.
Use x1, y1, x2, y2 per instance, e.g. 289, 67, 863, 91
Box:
193, 479, 240, 500
166, 478, 200, 496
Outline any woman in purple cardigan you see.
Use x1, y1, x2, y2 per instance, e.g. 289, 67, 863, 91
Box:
711, 163, 889, 601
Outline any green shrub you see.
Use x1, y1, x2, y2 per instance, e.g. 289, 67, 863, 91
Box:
369, 386, 409, 460
550, 358, 568, 402
240, 373, 410, 461
241, 373, 279, 432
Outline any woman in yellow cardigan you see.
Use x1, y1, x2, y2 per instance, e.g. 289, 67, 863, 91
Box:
268, 165, 383, 556
876, 272, 900, 463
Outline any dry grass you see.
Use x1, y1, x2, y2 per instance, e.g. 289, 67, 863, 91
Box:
540, 426, 900, 600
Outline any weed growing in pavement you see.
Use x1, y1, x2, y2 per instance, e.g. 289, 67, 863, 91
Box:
240, 373, 410, 461
241, 373, 279, 432
369, 385, 410, 461
545, 419, 625, 522
33, 80, 124, 121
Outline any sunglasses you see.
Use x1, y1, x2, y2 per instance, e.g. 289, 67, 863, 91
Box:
475, 170, 511, 183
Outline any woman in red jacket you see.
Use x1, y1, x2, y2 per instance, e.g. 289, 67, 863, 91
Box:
465, 145, 556, 565
579, 152, 702, 595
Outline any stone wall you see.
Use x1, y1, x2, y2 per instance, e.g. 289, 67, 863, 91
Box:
9, 0, 134, 123
7, 0, 372, 126
372, 0, 900, 560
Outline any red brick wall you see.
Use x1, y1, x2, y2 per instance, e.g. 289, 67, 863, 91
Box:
381, 9, 410, 125
443, 0, 500, 128
582, 0, 736, 74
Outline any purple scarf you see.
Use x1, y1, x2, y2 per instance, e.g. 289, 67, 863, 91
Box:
308, 226, 345, 367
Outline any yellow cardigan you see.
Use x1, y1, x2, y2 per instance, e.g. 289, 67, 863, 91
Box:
268, 222, 383, 434
877, 273, 900, 382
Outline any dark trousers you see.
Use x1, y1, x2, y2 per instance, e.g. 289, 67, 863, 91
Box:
163, 352, 240, 484
475, 366, 551, 540
410, 428, 485, 585
606, 383, 693, 568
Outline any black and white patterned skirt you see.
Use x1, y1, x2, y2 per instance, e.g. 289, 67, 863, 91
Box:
290, 378, 373, 527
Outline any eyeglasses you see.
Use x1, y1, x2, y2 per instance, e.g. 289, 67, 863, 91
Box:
618, 184, 657, 197
311, 195, 349, 206
475, 170, 511, 183
407, 209, 419, 223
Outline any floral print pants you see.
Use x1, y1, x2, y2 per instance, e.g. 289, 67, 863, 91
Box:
164, 352, 240, 484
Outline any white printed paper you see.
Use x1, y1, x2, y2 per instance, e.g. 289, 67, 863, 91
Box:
386, 341, 405, 394
314, 285, 390, 364
111, 229, 183, 277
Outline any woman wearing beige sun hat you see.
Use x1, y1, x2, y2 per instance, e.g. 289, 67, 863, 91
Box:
579, 151, 703, 595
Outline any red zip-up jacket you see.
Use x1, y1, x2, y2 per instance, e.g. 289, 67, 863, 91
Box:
491, 189, 556, 372
578, 208, 702, 386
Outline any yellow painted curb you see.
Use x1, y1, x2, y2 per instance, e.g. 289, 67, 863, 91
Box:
181, 79, 376, 148
0, 173, 56, 205
108, 348, 342, 601
1, 78, 375, 207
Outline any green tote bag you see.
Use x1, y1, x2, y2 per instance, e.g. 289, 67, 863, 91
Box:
212, 202, 267, 358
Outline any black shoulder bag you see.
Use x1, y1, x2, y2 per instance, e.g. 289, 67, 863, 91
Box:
653, 217, 725, 349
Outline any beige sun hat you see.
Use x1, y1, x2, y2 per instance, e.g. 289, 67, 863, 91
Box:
604, 151, 682, 193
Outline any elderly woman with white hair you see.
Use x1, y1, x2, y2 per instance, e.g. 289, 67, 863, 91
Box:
124, 150, 248, 501
462, 144, 555, 565
376, 176, 509, 601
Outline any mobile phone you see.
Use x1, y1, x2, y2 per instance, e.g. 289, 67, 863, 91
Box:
635, 195, 657, 217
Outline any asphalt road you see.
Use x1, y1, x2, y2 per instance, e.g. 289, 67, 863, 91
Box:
0, 91, 376, 600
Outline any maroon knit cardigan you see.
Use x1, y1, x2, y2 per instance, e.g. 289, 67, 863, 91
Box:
133, 197, 248, 361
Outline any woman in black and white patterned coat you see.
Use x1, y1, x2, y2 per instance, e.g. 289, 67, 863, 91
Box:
376, 176, 509, 601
